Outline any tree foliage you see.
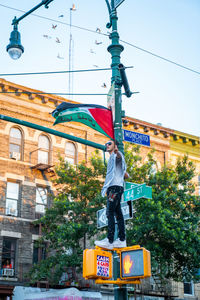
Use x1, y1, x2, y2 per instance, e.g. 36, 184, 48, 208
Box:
125, 144, 200, 282
28, 153, 106, 284
28, 144, 200, 285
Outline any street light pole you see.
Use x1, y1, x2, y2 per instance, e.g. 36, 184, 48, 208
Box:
105, 1, 128, 299
106, 0, 124, 154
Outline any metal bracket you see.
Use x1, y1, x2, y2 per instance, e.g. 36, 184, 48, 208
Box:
95, 278, 141, 286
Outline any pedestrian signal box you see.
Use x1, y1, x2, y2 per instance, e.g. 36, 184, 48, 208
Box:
83, 249, 112, 280
120, 246, 151, 280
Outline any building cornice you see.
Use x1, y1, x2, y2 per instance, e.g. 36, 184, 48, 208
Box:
0, 78, 78, 107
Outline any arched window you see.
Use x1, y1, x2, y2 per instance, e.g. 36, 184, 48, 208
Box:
38, 135, 50, 164
9, 127, 23, 160
65, 142, 76, 164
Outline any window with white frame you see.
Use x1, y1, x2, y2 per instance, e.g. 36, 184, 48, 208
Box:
9, 127, 23, 160
6, 182, 19, 216
36, 186, 48, 214
38, 135, 50, 164
65, 142, 76, 164
184, 281, 194, 295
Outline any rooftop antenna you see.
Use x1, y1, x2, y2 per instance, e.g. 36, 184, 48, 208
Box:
68, 3, 76, 99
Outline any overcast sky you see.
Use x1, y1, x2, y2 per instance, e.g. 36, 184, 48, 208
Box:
0, 0, 199, 136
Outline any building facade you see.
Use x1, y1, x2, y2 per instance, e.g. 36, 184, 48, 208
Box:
0, 78, 199, 300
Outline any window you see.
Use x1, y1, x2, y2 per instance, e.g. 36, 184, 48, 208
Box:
9, 127, 22, 160
184, 281, 194, 295
1, 238, 16, 277
65, 142, 76, 164
33, 241, 46, 264
36, 186, 48, 214
6, 182, 19, 216
38, 135, 50, 164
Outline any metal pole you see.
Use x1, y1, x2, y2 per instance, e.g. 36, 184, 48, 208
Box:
106, 1, 128, 299
12, 0, 54, 25
107, 2, 124, 154
0, 114, 106, 151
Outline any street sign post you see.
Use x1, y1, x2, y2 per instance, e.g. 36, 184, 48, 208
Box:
124, 184, 152, 202
107, 83, 115, 122
97, 182, 152, 228
123, 129, 150, 147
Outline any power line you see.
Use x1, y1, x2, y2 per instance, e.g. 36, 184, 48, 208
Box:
0, 67, 115, 77
1, 3, 199, 76
0, 91, 139, 96
120, 39, 200, 76
0, 92, 107, 96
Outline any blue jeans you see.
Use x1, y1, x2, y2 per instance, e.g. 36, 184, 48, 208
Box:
106, 185, 125, 243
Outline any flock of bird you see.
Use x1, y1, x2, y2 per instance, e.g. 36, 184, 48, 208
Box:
41, 12, 107, 88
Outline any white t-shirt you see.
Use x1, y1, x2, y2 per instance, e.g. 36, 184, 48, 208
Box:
109, 156, 124, 187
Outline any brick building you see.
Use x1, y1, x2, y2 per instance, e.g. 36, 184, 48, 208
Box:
0, 78, 199, 299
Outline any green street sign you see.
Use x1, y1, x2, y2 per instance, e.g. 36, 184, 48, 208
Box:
125, 182, 138, 190
124, 183, 152, 202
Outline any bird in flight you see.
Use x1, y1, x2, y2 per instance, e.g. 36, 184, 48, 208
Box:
52, 24, 57, 29
96, 28, 101, 33
71, 4, 76, 11
43, 34, 52, 39
90, 49, 96, 54
57, 53, 64, 59
56, 37, 61, 43
101, 83, 107, 88
58, 14, 64, 18
95, 40, 102, 45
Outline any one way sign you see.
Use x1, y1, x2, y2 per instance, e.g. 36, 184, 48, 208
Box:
97, 201, 133, 229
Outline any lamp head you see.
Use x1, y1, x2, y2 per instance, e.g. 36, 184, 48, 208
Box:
6, 24, 24, 60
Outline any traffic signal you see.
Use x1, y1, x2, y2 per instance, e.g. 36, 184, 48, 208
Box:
118, 63, 132, 98
120, 246, 151, 280
83, 248, 112, 280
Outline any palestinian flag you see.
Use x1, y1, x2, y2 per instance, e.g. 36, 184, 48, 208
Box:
51, 102, 114, 140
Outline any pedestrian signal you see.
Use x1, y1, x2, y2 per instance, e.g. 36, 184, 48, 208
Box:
83, 248, 112, 280
120, 245, 151, 279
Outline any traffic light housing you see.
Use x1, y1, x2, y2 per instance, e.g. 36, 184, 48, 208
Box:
120, 245, 151, 280
83, 248, 112, 280
119, 63, 132, 98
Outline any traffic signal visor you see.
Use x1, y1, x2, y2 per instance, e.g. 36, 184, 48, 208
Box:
120, 246, 151, 279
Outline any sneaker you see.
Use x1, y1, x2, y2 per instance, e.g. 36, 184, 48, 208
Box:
95, 238, 113, 250
113, 238, 127, 248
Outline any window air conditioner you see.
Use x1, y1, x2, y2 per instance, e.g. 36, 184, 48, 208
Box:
6, 207, 18, 216
10, 152, 21, 160
2, 268, 14, 277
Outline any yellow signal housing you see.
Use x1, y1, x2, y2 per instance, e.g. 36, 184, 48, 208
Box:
83, 248, 112, 280
120, 245, 151, 280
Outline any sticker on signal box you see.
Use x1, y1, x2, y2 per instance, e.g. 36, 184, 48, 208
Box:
96, 255, 110, 277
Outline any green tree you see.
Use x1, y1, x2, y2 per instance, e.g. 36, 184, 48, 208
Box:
29, 144, 200, 285
125, 144, 200, 282
28, 153, 106, 285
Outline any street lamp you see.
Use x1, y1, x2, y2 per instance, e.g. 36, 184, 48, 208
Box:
6, 21, 24, 60
6, 0, 55, 59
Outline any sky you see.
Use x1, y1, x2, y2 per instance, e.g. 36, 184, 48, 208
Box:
0, 0, 199, 137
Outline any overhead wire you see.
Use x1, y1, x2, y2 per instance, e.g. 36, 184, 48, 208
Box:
0, 92, 108, 96
0, 3, 199, 76
0, 68, 111, 77
0, 91, 139, 96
